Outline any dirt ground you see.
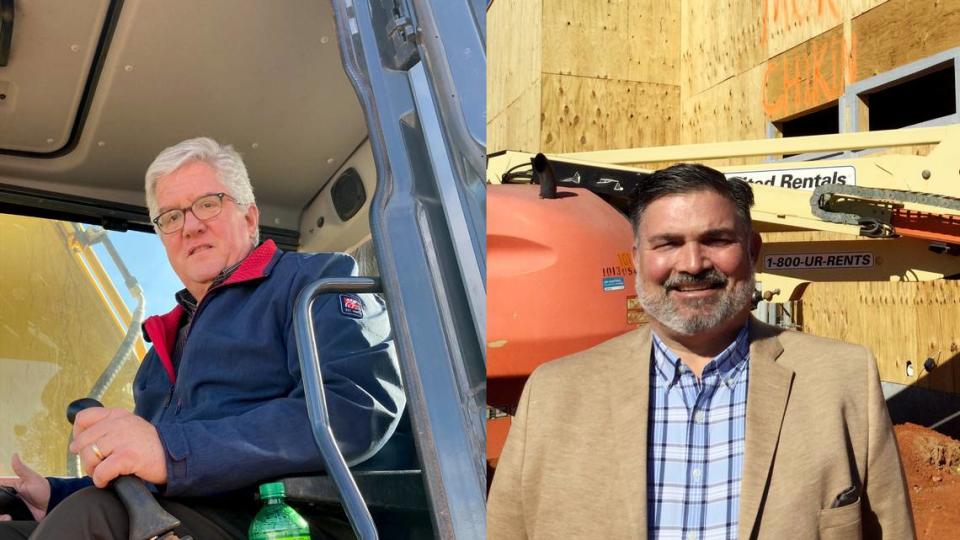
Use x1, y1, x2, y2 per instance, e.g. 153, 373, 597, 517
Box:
894, 423, 960, 539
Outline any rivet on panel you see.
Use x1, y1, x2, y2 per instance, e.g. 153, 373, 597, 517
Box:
97, 141, 106, 147
921, 170, 931, 180
320, 36, 329, 44
124, 65, 134, 72
251, 142, 259, 149
69, 44, 80, 52
326, 158, 335, 164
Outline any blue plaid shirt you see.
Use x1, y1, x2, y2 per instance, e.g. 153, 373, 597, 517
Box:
648, 325, 750, 540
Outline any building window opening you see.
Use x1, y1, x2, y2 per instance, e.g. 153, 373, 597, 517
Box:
772, 103, 839, 158
775, 103, 840, 138
863, 64, 956, 130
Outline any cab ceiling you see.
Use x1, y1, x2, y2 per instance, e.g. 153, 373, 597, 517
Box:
0, 0, 367, 234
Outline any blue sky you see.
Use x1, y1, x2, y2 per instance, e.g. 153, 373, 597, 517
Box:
90, 230, 183, 317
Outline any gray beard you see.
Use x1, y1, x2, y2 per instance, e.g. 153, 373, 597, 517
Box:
637, 272, 756, 336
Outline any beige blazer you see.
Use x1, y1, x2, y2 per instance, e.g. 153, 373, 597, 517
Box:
488, 319, 915, 539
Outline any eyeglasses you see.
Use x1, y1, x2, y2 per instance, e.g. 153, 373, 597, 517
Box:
152, 192, 240, 234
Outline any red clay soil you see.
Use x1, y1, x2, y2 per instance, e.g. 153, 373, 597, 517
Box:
894, 423, 960, 539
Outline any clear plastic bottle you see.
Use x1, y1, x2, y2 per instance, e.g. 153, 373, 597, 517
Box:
248, 482, 312, 540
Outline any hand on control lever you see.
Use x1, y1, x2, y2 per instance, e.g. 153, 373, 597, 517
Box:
66, 399, 189, 540
0, 454, 50, 521
69, 406, 168, 488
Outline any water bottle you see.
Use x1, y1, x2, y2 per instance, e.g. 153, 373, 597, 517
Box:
248, 482, 311, 540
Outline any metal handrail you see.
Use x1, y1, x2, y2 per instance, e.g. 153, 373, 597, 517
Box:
293, 277, 381, 540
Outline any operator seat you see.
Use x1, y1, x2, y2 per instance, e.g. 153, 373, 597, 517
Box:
348, 237, 380, 278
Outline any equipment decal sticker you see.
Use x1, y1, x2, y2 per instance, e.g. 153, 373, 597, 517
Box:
603, 277, 625, 291
601, 252, 636, 278
600, 252, 635, 292
626, 295, 645, 325
725, 165, 856, 190
764, 252, 873, 270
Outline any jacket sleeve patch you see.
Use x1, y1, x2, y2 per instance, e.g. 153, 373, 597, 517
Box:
339, 294, 364, 319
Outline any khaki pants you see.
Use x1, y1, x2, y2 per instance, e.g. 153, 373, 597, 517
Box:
0, 486, 354, 539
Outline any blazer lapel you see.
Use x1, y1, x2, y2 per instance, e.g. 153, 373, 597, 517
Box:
609, 327, 652, 539
738, 319, 794, 539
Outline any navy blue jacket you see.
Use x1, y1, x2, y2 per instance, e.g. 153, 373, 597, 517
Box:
49, 240, 406, 506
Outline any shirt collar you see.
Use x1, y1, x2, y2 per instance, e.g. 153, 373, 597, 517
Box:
651, 323, 750, 389
174, 258, 246, 317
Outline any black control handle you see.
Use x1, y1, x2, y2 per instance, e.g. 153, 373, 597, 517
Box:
66, 398, 104, 425
0, 485, 32, 520
67, 398, 189, 540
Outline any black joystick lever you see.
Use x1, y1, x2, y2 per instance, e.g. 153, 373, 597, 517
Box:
67, 398, 191, 540
0, 485, 32, 521
66, 398, 106, 425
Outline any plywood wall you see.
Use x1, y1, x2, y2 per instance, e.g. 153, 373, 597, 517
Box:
801, 280, 960, 393
487, 0, 543, 153
680, 64, 770, 165
541, 74, 680, 152
537, 0, 681, 153
487, 81, 541, 155
489, 0, 960, 154
487, 0, 682, 155
680, 0, 765, 97
853, 0, 960, 82
679, 0, 883, 144
763, 25, 851, 121
541, 0, 679, 84
762, 0, 885, 57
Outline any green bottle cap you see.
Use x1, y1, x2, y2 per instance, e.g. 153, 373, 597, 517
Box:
259, 482, 286, 499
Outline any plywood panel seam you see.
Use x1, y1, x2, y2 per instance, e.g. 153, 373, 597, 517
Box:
491, 79, 542, 120
541, 71, 681, 89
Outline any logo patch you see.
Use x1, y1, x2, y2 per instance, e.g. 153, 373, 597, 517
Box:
339, 294, 364, 319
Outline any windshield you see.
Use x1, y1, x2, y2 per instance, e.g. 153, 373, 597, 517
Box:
0, 214, 180, 476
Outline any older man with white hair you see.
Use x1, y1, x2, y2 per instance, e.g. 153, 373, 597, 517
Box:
0, 137, 407, 539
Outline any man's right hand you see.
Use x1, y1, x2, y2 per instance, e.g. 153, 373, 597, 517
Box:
0, 454, 50, 522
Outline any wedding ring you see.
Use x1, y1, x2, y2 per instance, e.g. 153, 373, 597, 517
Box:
90, 442, 105, 461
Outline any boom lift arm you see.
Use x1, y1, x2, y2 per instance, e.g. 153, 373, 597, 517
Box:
488, 125, 960, 300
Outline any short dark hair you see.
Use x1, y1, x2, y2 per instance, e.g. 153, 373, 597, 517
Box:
630, 163, 755, 235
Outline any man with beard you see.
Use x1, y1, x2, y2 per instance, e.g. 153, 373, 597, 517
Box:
487, 164, 914, 539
